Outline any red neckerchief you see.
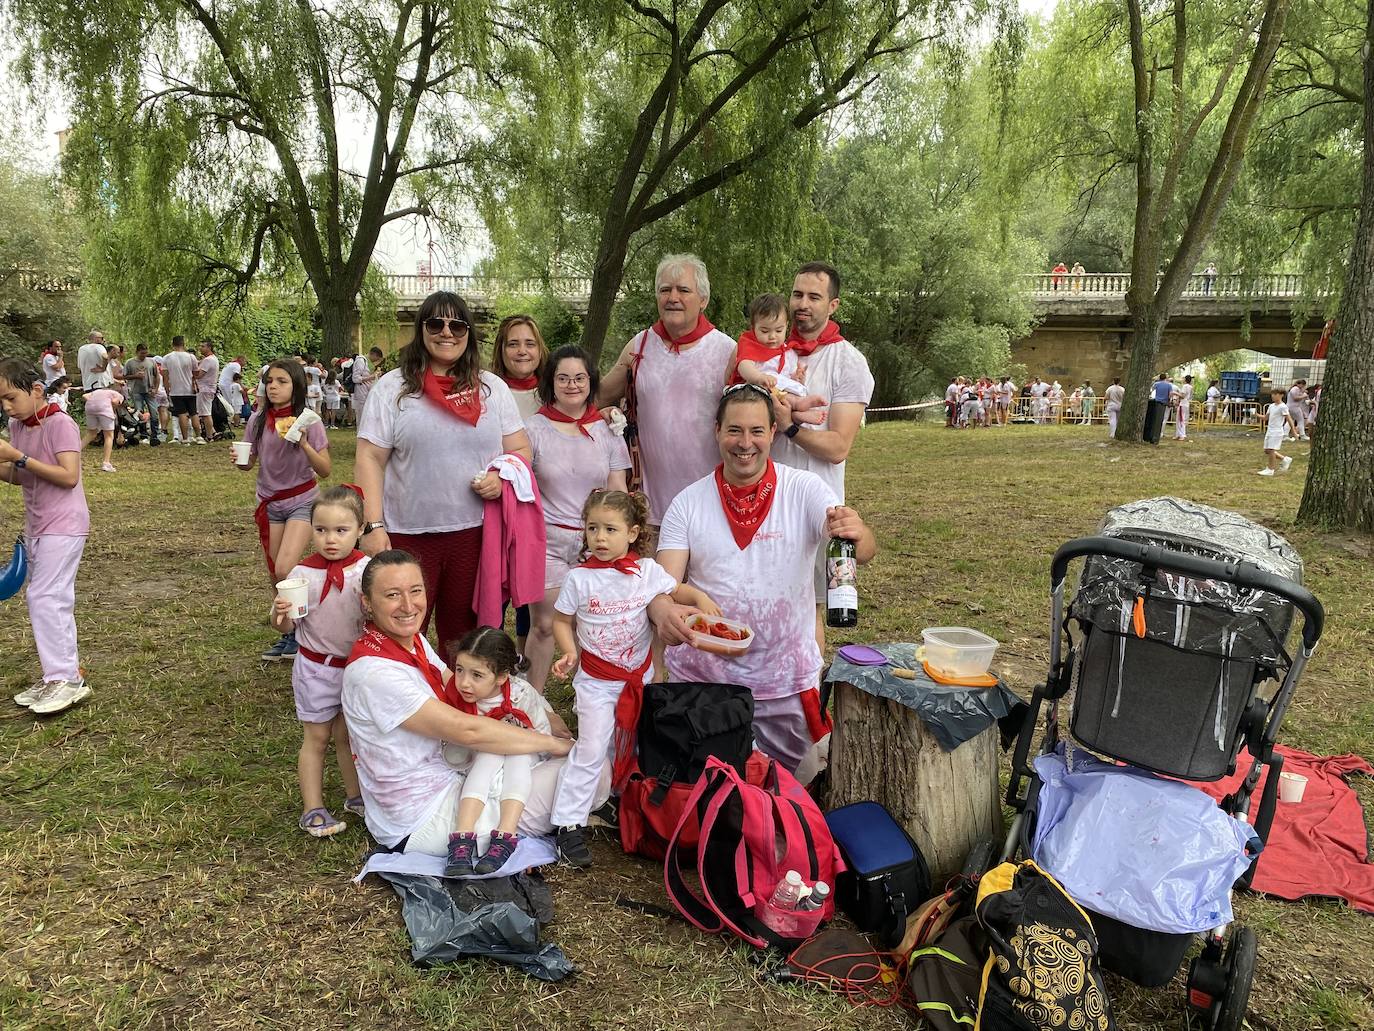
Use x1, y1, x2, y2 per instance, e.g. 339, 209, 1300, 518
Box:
714, 459, 778, 550
422, 369, 482, 427
502, 373, 539, 391
346, 623, 456, 706
588, 648, 654, 791
453, 679, 534, 729
729, 329, 787, 384
580, 555, 641, 575
787, 319, 844, 357
265, 404, 295, 434
651, 313, 715, 353
21, 403, 61, 428
299, 549, 365, 602
538, 403, 605, 439
254, 479, 317, 580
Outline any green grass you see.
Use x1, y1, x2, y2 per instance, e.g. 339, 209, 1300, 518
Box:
1, 423, 1372, 1029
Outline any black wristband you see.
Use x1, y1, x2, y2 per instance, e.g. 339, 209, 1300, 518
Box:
785, 423, 801, 439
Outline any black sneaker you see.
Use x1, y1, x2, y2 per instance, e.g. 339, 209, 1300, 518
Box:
474, 830, 519, 875
556, 825, 592, 868
445, 831, 477, 878
587, 796, 620, 833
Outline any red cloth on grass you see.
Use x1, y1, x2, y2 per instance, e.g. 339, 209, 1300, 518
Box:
1192, 746, 1374, 914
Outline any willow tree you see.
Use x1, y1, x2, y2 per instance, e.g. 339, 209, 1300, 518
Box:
1297, 0, 1373, 532
4, 0, 546, 359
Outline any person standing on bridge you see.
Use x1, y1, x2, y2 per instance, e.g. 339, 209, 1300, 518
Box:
1051, 261, 1068, 291
597, 254, 736, 526
1070, 261, 1085, 291
1202, 263, 1218, 295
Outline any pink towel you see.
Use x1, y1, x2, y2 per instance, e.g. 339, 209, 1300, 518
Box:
474, 453, 546, 628
1192, 746, 1374, 914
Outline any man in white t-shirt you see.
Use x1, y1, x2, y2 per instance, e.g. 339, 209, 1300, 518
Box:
41, 340, 66, 386
351, 347, 381, 417
162, 335, 200, 444
770, 262, 874, 644
1205, 383, 1221, 423
1173, 374, 1194, 440
654, 386, 877, 776
996, 376, 1014, 425
77, 330, 112, 392
597, 253, 737, 524
1104, 377, 1126, 437
194, 341, 221, 442
944, 378, 961, 427
218, 353, 244, 398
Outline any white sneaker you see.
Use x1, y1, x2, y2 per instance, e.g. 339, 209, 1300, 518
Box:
13, 680, 50, 706
1257, 468, 1275, 476
101, 462, 117, 473
191, 437, 207, 445
1280, 455, 1293, 472
29, 678, 91, 715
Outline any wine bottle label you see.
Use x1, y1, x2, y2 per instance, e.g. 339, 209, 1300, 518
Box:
826, 556, 858, 610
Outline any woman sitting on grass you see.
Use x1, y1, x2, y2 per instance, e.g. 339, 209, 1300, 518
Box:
341, 550, 574, 858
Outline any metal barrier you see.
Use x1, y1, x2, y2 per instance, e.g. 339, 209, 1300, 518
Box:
874, 394, 1271, 430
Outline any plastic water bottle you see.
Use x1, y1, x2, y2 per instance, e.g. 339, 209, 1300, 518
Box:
798, 880, 830, 911
768, 870, 805, 910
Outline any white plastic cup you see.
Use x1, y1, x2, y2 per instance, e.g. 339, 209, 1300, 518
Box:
231, 441, 252, 467
276, 577, 309, 619
1278, 771, 1307, 804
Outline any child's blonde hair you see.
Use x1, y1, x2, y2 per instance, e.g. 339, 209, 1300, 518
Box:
581, 489, 654, 557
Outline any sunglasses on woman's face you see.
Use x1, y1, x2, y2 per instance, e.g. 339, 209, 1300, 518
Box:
423, 317, 470, 337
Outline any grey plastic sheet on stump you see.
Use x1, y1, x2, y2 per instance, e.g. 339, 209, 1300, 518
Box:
826, 642, 1020, 752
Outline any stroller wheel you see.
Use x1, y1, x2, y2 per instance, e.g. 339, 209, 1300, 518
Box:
1213, 926, 1257, 1031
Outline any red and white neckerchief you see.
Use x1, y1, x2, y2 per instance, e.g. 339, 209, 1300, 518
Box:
579, 554, 641, 575
501, 373, 539, 392
298, 549, 365, 603
20, 403, 60, 428
422, 369, 482, 427
538, 403, 605, 439
346, 623, 457, 706
713, 459, 778, 550
786, 319, 844, 357
651, 314, 716, 354
453, 679, 534, 729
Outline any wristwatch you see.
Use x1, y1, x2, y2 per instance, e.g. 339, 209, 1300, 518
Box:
14, 454, 28, 469
362, 521, 385, 535
784, 423, 801, 439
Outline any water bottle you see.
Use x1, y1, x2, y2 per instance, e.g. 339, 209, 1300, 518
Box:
768, 870, 805, 910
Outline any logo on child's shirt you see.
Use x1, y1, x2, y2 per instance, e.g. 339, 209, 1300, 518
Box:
587, 593, 650, 616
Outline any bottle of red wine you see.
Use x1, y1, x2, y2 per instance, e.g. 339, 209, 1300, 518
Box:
825, 536, 859, 628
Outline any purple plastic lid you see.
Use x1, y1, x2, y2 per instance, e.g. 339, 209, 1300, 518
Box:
837, 644, 888, 666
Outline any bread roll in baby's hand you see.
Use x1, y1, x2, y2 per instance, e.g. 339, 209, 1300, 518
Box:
275, 415, 298, 439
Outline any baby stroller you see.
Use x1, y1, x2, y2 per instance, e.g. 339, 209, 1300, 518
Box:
1001, 497, 1323, 1030
210, 390, 236, 441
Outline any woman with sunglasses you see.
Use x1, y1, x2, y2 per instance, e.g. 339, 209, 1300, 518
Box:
521, 345, 631, 693
355, 293, 532, 657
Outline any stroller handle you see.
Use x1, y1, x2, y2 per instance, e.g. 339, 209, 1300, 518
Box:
1050, 536, 1324, 650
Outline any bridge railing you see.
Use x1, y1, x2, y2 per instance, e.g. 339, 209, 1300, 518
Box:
3, 267, 82, 293
384, 273, 594, 302
1024, 272, 1312, 298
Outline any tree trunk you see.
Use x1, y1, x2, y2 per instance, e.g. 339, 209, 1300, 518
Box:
1297, 0, 1374, 531
580, 223, 632, 365
1114, 311, 1166, 442
828, 681, 1003, 882
317, 294, 359, 364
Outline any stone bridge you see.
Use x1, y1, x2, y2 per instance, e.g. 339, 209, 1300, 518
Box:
1012, 273, 1326, 385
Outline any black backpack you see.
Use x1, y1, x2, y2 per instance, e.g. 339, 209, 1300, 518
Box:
341, 357, 358, 392
619, 681, 753, 860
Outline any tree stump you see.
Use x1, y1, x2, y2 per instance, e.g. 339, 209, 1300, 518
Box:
828, 681, 1004, 883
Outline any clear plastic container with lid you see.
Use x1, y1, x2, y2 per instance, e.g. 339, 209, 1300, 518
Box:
920, 627, 999, 678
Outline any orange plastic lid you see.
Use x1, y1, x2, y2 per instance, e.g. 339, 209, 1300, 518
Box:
922, 661, 998, 688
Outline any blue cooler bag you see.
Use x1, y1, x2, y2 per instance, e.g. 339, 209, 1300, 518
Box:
826, 801, 931, 948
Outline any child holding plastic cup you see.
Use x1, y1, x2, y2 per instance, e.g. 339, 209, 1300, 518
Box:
271, 485, 369, 837
236, 359, 331, 661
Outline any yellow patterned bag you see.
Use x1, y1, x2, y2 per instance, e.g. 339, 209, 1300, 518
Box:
973, 861, 1116, 1031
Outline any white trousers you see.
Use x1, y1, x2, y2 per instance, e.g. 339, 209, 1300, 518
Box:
404, 757, 572, 856
461, 750, 533, 805
1175, 402, 1189, 438
24, 534, 86, 682
1107, 402, 1120, 437
551, 673, 622, 827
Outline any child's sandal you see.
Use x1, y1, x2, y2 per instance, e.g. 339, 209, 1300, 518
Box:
343, 795, 366, 818
299, 807, 346, 838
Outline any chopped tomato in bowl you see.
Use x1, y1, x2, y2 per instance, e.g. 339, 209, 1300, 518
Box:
686, 614, 753, 655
